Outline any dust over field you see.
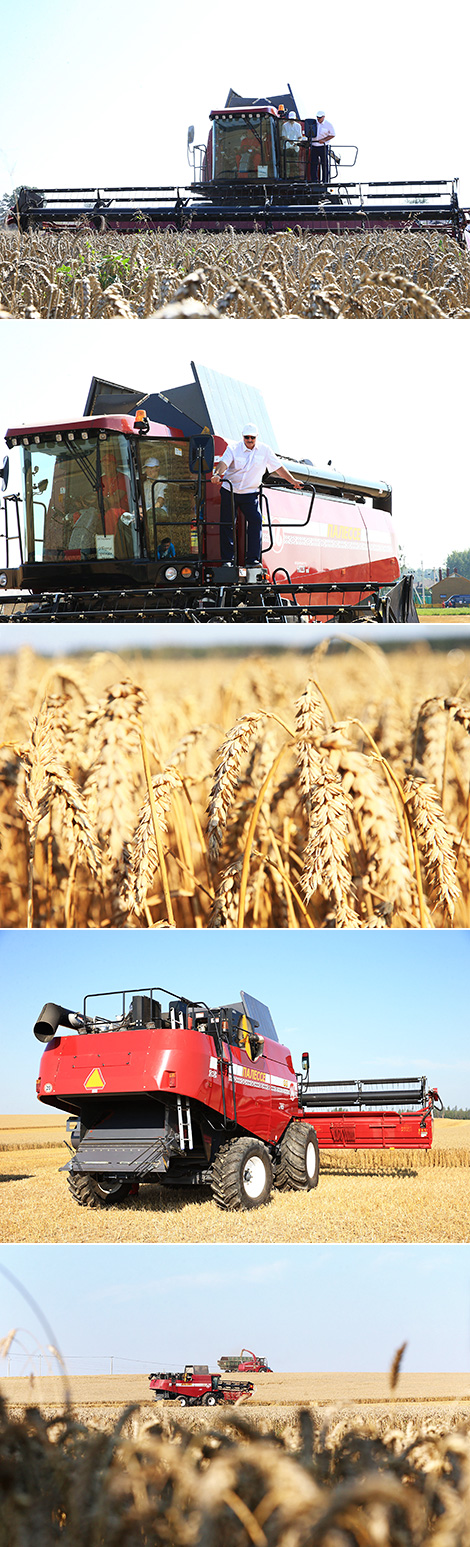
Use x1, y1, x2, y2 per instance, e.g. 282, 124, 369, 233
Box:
1, 227, 470, 317
1, 1121, 469, 1243
1, 1392, 470, 1547
1, 640, 470, 930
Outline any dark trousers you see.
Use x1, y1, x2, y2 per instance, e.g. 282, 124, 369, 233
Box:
310, 144, 329, 182
220, 485, 262, 563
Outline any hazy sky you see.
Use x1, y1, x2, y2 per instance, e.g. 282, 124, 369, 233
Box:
2, 930, 469, 1111
1, 624, 470, 653
1, 0, 469, 199
0, 1245, 469, 1375
1, 323, 469, 571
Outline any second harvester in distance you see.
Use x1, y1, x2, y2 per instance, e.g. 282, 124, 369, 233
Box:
34, 987, 442, 1212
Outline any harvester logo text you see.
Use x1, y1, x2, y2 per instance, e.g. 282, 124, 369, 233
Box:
327, 523, 361, 543
84, 1068, 106, 1091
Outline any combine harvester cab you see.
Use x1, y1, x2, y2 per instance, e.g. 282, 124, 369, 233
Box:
34, 984, 442, 1212
5, 84, 466, 240
0, 362, 417, 623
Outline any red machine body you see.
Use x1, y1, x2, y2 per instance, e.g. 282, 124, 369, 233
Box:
218, 1350, 272, 1373
37, 1022, 434, 1151
149, 1366, 254, 1405
2, 406, 400, 621
34, 988, 441, 1213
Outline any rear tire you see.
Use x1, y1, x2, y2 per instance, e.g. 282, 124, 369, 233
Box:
67, 1173, 136, 1208
178, 1395, 189, 1407
277, 1122, 319, 1191
211, 1137, 273, 1211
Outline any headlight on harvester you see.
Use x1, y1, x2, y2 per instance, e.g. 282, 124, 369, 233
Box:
164, 566, 178, 581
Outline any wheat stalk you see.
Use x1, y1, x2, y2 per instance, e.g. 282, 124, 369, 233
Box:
403, 773, 461, 919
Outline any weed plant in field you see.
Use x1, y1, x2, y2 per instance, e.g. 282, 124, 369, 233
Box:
1, 227, 470, 317
1, 1394, 470, 1547
1, 641, 470, 928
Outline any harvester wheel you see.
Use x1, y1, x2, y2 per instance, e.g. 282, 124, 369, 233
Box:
67, 1173, 136, 1208
277, 1122, 319, 1191
202, 1392, 218, 1406
211, 1137, 273, 1211
178, 1396, 189, 1407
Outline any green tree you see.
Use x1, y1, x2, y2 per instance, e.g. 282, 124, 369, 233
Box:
445, 549, 470, 578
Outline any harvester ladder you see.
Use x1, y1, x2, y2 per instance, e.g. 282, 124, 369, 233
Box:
216, 1013, 237, 1131
176, 1096, 193, 1151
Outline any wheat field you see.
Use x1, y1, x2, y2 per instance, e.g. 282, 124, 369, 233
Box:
1, 227, 469, 317
1, 1120, 469, 1244
1, 1393, 470, 1547
1, 640, 470, 930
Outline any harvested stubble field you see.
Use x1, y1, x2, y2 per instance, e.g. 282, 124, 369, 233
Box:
1, 1120, 469, 1244
1, 227, 470, 318
1, 1395, 470, 1547
1, 640, 470, 930
5, 1372, 470, 1411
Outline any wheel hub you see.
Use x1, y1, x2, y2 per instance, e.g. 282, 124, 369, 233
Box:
242, 1155, 267, 1199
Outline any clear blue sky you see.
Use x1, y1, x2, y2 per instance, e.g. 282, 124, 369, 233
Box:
1, 930, 469, 1111
1, 324, 470, 571
1, 0, 468, 198
0, 1245, 469, 1374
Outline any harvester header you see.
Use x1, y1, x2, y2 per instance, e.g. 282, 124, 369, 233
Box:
34, 982, 442, 1212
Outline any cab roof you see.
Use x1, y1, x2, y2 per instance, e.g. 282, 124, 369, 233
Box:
6, 414, 200, 444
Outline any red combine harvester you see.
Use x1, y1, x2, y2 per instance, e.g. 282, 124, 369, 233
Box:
149, 1366, 254, 1406
218, 1351, 272, 1373
34, 986, 442, 1212
6, 86, 466, 242
0, 362, 417, 623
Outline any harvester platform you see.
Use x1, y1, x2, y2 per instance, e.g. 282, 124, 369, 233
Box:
0, 577, 417, 625
6, 177, 465, 241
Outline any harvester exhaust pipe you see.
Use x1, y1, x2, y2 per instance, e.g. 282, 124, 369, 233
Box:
33, 1002, 84, 1042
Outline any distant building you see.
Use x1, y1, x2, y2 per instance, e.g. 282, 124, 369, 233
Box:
430, 573, 470, 603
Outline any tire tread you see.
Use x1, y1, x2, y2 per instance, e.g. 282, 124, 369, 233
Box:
277, 1122, 319, 1191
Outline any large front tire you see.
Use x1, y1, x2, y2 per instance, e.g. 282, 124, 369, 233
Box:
211, 1137, 273, 1211
67, 1173, 136, 1208
202, 1392, 218, 1406
277, 1122, 319, 1191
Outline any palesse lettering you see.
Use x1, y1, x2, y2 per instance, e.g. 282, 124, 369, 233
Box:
327, 523, 361, 542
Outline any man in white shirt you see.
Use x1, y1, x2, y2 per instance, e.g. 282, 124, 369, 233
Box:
280, 110, 305, 178
311, 111, 335, 183
212, 424, 302, 565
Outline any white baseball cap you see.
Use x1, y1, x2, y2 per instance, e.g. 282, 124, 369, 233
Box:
242, 423, 258, 436
288, 110, 297, 120
317, 109, 325, 117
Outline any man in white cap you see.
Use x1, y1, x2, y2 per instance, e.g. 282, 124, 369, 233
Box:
311, 111, 335, 183
280, 109, 305, 178
212, 425, 302, 566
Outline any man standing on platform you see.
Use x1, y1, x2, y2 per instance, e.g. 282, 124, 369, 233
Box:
311, 111, 335, 182
212, 425, 302, 565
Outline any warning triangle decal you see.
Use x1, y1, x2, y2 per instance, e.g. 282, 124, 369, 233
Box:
84, 1068, 106, 1090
